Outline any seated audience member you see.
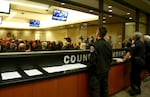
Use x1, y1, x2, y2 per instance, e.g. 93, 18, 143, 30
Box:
36, 40, 42, 51
9, 40, 17, 52
0, 40, 4, 52
47, 41, 53, 51
31, 41, 38, 51
79, 36, 86, 50
63, 37, 74, 50
51, 41, 57, 50
56, 41, 63, 50
73, 43, 80, 50
4, 42, 11, 52
41, 41, 48, 50
18, 43, 26, 52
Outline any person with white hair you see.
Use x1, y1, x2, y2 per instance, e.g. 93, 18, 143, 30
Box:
41, 41, 48, 50
117, 31, 145, 96
18, 43, 26, 52
144, 34, 150, 77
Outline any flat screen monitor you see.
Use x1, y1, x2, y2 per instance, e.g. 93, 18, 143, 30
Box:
0, 0, 10, 14
0, 17, 2, 24
52, 9, 68, 21
29, 19, 40, 27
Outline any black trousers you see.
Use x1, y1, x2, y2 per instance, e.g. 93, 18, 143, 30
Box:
146, 56, 150, 74
130, 63, 142, 92
88, 72, 109, 97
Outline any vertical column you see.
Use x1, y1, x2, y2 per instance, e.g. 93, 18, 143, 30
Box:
147, 14, 150, 33
122, 23, 125, 42
99, 0, 104, 29
135, 9, 140, 31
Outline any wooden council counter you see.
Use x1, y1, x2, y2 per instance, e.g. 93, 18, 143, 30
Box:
0, 49, 138, 97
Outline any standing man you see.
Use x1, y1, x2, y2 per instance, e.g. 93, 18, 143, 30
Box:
88, 27, 112, 97
143, 34, 150, 78
117, 32, 145, 96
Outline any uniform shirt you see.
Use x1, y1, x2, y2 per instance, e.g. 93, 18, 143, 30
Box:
130, 40, 145, 60
90, 38, 112, 74
144, 40, 150, 57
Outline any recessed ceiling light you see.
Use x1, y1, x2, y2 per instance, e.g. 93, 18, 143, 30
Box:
103, 21, 106, 23
89, 10, 94, 13
109, 15, 112, 18
129, 17, 132, 19
127, 12, 130, 15
108, 5, 112, 8
108, 9, 112, 12
103, 16, 106, 19
61, 3, 65, 6
83, 23, 87, 26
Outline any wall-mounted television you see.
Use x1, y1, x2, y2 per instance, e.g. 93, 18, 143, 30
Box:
0, 16, 2, 24
0, 0, 10, 14
52, 9, 68, 21
29, 19, 40, 27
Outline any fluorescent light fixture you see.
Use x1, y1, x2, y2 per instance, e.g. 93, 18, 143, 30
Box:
10, 0, 49, 10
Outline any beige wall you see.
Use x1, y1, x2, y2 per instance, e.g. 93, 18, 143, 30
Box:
106, 23, 123, 48
45, 29, 67, 42
139, 24, 146, 34
87, 26, 97, 39
67, 27, 80, 43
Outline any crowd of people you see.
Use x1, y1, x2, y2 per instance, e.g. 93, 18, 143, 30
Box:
0, 36, 95, 52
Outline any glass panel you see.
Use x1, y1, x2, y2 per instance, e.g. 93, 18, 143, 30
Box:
139, 12, 147, 24
139, 24, 146, 34
125, 22, 136, 39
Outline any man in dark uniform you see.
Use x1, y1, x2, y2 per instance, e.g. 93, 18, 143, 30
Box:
88, 27, 112, 97
117, 32, 145, 96
144, 34, 150, 76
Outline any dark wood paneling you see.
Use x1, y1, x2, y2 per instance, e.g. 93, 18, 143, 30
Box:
0, 84, 33, 97
33, 79, 58, 97
77, 73, 89, 97
57, 74, 78, 97
108, 63, 131, 95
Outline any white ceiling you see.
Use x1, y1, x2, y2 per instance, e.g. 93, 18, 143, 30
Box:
0, 0, 98, 29
0, 0, 149, 29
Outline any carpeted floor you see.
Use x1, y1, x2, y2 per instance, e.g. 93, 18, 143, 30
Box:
111, 76, 150, 97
